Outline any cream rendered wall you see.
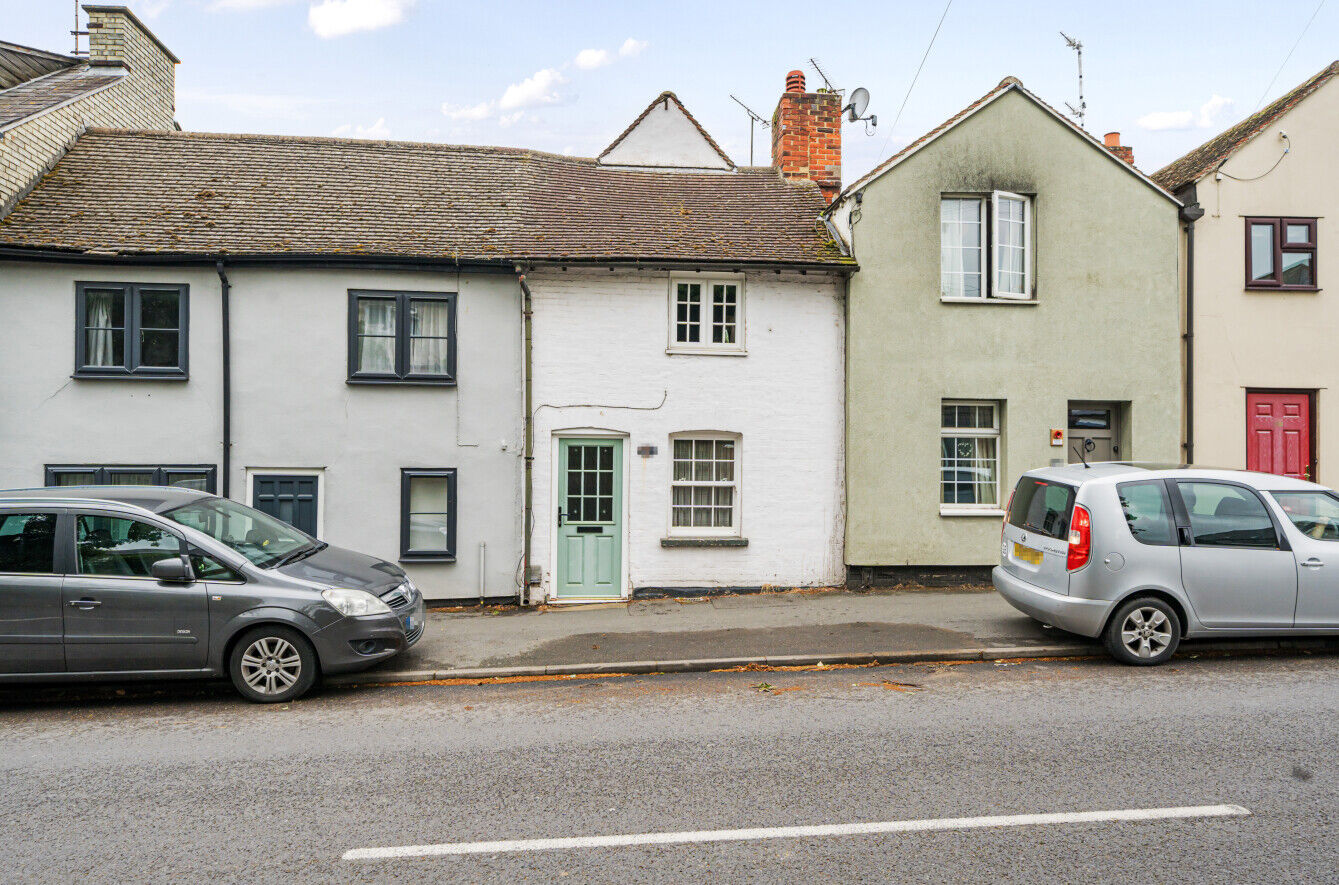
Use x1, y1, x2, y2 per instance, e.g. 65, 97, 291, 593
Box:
0, 262, 524, 601
527, 268, 846, 597
844, 89, 1182, 568
1187, 81, 1339, 481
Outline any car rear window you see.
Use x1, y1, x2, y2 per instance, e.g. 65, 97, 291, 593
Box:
1008, 477, 1076, 540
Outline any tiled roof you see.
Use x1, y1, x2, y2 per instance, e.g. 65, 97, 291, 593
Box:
0, 63, 123, 129
1153, 61, 1339, 193
0, 40, 78, 90
0, 129, 850, 266
599, 91, 736, 169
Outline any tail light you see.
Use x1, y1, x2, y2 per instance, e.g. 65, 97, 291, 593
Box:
1066, 505, 1091, 571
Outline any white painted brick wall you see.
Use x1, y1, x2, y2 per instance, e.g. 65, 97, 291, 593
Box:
528, 268, 846, 597
0, 9, 176, 214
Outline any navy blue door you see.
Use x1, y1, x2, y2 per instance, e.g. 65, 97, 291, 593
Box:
252, 475, 319, 536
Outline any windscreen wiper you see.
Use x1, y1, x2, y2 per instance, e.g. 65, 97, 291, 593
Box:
272, 541, 327, 568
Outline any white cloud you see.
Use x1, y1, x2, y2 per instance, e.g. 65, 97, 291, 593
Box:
498, 111, 525, 128
332, 117, 391, 138
618, 37, 648, 57
1138, 94, 1234, 131
442, 101, 494, 121
574, 48, 612, 70
308, 0, 413, 38
498, 68, 566, 111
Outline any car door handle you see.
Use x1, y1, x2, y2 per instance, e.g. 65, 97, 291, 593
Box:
1301, 558, 1325, 568
68, 598, 102, 608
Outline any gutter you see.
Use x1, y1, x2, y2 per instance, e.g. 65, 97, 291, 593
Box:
1179, 193, 1205, 464
215, 259, 232, 498
514, 266, 535, 606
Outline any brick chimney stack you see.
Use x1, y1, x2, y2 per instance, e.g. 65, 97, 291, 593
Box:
771, 69, 842, 202
1103, 131, 1134, 165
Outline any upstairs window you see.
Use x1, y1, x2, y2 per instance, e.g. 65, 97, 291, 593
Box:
75, 283, 188, 378
348, 290, 456, 384
940, 193, 1032, 301
669, 278, 745, 353
1246, 218, 1316, 290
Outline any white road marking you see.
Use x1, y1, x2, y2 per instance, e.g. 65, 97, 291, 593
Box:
342, 804, 1250, 860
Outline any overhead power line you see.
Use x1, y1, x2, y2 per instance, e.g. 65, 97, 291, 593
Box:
876, 0, 953, 162
1253, 0, 1327, 112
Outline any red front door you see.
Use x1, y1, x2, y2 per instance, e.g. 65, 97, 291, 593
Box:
1246, 391, 1313, 480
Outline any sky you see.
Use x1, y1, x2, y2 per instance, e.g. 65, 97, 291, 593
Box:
4, 0, 1336, 179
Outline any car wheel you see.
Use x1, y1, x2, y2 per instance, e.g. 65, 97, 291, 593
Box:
1103, 597, 1181, 666
228, 626, 318, 703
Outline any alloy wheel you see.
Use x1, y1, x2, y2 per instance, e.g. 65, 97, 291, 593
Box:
1120, 607, 1173, 659
239, 636, 303, 696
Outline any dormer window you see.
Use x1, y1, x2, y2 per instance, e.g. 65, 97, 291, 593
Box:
940, 192, 1033, 302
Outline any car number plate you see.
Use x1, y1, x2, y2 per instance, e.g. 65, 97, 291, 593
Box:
1013, 542, 1043, 566
404, 615, 415, 631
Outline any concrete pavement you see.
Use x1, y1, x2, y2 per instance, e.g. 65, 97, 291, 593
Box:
3, 655, 1336, 882
332, 587, 1339, 684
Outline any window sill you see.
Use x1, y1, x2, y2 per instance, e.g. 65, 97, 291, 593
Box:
939, 297, 1037, 306
398, 554, 456, 563
665, 347, 747, 357
661, 537, 749, 548
72, 371, 188, 381
1244, 286, 1321, 293
939, 507, 1007, 517
347, 377, 457, 387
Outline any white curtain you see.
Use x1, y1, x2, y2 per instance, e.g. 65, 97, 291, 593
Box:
409, 300, 451, 374
86, 292, 117, 366
940, 199, 982, 298
357, 299, 397, 373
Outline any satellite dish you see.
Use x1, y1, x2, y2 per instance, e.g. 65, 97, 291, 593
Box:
845, 87, 870, 122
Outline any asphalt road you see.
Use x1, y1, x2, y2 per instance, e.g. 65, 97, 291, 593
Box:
2, 652, 1337, 883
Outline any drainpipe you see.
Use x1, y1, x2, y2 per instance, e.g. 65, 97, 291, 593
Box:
515, 266, 534, 606
215, 259, 232, 498
1179, 202, 1204, 465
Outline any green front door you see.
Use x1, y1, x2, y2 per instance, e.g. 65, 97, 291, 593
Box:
556, 439, 623, 599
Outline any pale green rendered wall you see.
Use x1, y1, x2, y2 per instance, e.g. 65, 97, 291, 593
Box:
845, 89, 1182, 567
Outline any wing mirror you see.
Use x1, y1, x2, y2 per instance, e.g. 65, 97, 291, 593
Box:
151, 555, 195, 583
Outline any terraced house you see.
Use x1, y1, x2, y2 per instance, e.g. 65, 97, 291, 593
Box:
0, 7, 853, 603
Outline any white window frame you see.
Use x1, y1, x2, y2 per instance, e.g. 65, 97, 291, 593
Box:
939, 400, 1004, 514
938, 192, 1033, 304
667, 274, 746, 355
991, 190, 1032, 300
939, 196, 986, 300
668, 432, 742, 537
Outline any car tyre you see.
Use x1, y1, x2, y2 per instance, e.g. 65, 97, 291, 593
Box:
228, 625, 319, 703
1103, 597, 1181, 666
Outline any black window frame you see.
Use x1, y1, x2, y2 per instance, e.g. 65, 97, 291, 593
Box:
1245, 217, 1318, 291
74, 282, 189, 379
348, 290, 457, 385
45, 464, 217, 493
399, 468, 457, 562
1167, 479, 1290, 551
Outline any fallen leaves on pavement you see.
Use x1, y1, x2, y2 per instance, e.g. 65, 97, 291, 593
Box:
858, 680, 925, 692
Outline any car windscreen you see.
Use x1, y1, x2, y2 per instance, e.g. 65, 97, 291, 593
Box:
163, 498, 311, 568
1007, 477, 1076, 540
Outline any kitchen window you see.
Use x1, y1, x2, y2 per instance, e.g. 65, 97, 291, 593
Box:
75, 282, 188, 378
668, 278, 745, 353
940, 401, 1001, 510
45, 464, 216, 492
940, 193, 1032, 301
1246, 217, 1317, 289
400, 468, 456, 560
669, 434, 740, 535
348, 290, 456, 384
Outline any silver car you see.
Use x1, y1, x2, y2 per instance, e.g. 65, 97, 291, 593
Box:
0, 486, 427, 702
993, 464, 1339, 664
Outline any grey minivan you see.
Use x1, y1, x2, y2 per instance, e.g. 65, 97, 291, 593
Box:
0, 486, 427, 702
994, 464, 1339, 665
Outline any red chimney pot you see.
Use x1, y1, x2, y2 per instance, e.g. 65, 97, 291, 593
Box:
786, 70, 806, 93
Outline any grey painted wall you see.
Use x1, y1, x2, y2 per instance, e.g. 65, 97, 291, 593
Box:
0, 261, 523, 600
843, 89, 1183, 567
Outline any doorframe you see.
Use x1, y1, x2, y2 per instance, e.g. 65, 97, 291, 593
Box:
244, 467, 326, 538
1244, 388, 1318, 482
547, 430, 630, 603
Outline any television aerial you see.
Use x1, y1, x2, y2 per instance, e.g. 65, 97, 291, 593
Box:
843, 87, 878, 134
730, 94, 770, 166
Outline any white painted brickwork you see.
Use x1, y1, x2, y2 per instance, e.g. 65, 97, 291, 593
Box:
528, 268, 846, 596
0, 9, 175, 213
